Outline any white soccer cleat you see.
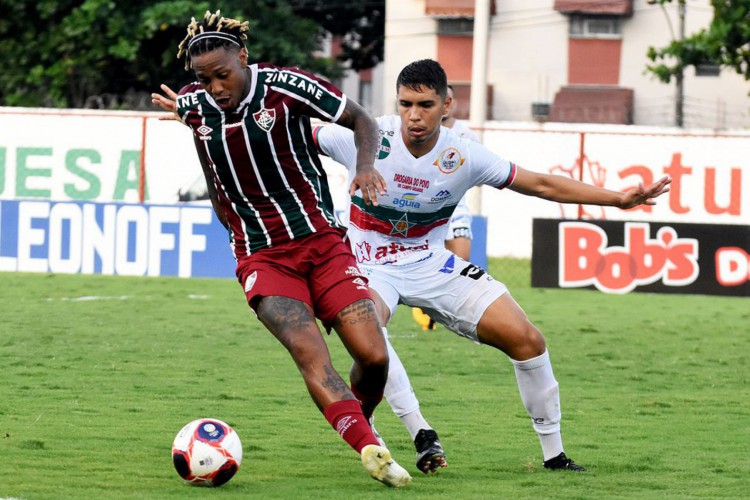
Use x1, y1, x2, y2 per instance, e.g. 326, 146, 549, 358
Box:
361, 444, 412, 487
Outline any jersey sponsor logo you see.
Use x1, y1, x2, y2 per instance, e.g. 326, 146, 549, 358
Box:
434, 147, 465, 174
336, 416, 356, 436
253, 108, 276, 132
560, 222, 699, 294
352, 277, 368, 291
369, 241, 429, 263
431, 190, 452, 202
345, 266, 362, 277
354, 241, 373, 263
460, 263, 487, 280
439, 254, 455, 273
392, 192, 420, 209
378, 136, 391, 159
177, 93, 200, 109
244, 271, 258, 292
353, 241, 429, 264
451, 227, 472, 239
196, 124, 213, 141
393, 173, 430, 193
389, 213, 416, 237
265, 70, 325, 100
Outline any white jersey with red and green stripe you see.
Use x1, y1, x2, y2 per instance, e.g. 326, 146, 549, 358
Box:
315, 115, 517, 266
177, 63, 346, 259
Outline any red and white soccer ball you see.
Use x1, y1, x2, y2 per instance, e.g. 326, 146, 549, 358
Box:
172, 418, 243, 487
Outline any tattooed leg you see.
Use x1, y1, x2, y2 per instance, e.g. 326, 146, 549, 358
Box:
257, 296, 353, 410
334, 298, 388, 417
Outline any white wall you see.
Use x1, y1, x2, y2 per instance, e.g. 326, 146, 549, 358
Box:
487, 0, 569, 119
383, 0, 438, 115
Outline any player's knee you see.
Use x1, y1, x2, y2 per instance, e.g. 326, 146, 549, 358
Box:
359, 348, 389, 375
501, 322, 546, 361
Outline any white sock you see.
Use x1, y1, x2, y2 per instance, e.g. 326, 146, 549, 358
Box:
383, 328, 432, 440
511, 349, 564, 461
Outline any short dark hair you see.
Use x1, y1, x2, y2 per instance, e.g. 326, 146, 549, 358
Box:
396, 59, 448, 99
177, 10, 249, 71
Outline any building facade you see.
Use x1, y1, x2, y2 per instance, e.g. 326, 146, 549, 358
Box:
383, 0, 750, 129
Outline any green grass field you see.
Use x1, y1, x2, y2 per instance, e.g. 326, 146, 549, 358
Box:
1, 258, 748, 499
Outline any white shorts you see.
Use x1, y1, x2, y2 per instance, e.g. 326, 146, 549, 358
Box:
446, 196, 473, 241
360, 248, 507, 343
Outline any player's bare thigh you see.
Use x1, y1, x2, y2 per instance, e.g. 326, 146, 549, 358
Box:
476, 293, 546, 361
365, 288, 392, 326
332, 298, 388, 369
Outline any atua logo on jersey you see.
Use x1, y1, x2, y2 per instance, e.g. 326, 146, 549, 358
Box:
378, 136, 391, 159
393, 192, 420, 208
435, 147, 465, 173
431, 190, 452, 202
253, 108, 276, 132
196, 124, 213, 141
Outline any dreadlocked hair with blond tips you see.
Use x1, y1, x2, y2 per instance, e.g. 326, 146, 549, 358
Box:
177, 10, 250, 71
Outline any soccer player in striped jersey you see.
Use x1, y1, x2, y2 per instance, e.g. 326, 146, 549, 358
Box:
315, 59, 671, 473
151, 11, 410, 487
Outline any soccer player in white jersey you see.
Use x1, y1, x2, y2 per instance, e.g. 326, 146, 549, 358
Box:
413, 84, 476, 332
314, 59, 671, 473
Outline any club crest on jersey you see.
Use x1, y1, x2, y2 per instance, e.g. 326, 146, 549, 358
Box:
389, 213, 416, 237
253, 108, 276, 132
434, 147, 465, 174
196, 124, 213, 141
378, 136, 391, 159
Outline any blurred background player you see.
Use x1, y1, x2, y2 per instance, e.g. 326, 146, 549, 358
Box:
151, 10, 410, 487
413, 85, 474, 330
315, 58, 671, 474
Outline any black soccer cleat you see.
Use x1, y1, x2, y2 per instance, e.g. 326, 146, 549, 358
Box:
414, 429, 447, 474
543, 452, 587, 472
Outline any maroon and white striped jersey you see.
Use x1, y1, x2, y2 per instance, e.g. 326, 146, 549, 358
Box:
177, 63, 348, 259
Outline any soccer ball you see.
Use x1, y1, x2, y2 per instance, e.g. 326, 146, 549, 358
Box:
171, 418, 243, 487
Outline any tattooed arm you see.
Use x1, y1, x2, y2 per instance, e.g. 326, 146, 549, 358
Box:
335, 99, 386, 206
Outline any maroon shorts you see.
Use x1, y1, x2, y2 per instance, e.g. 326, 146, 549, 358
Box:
235, 227, 372, 327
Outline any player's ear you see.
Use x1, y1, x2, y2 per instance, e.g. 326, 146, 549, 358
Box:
443, 94, 453, 115
238, 47, 248, 66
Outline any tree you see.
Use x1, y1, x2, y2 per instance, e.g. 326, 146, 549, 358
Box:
292, 0, 386, 71
647, 0, 750, 84
0, 1, 359, 108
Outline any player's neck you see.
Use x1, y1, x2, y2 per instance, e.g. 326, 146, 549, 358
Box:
402, 129, 441, 159
241, 66, 252, 102
442, 116, 456, 128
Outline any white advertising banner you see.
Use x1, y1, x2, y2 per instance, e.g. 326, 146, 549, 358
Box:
2, 108, 747, 258
479, 127, 750, 257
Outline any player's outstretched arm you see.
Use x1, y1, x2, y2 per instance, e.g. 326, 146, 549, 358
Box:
509, 166, 671, 209
336, 99, 386, 206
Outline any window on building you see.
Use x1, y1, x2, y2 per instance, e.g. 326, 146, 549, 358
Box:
437, 18, 474, 36
696, 62, 720, 77
569, 15, 622, 39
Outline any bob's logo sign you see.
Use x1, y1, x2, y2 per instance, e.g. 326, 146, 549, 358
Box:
559, 222, 699, 294
531, 219, 749, 297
